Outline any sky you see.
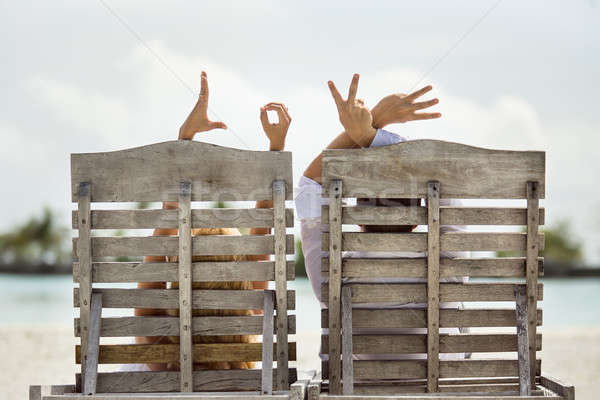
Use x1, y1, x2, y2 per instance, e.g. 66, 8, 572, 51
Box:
1, 1, 599, 262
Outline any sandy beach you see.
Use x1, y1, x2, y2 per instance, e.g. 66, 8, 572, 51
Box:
1, 325, 598, 400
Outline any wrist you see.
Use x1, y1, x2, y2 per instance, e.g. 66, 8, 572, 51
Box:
348, 126, 377, 147
269, 139, 285, 151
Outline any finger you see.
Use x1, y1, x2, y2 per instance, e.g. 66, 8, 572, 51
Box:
355, 98, 365, 106
265, 104, 290, 124
199, 71, 209, 110
208, 120, 228, 130
259, 107, 271, 130
406, 85, 432, 101
412, 112, 442, 120
411, 98, 439, 110
328, 80, 344, 109
266, 102, 287, 109
348, 73, 359, 103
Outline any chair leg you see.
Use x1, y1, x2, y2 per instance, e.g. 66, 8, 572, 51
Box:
515, 286, 531, 396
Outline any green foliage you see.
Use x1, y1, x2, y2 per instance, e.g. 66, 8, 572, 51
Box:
0, 207, 69, 264
295, 238, 307, 277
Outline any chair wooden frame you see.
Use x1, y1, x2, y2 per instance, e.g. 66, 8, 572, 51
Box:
310, 140, 574, 400
29, 140, 307, 400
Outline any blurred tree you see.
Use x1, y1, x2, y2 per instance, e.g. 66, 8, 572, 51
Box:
0, 207, 69, 264
295, 238, 306, 277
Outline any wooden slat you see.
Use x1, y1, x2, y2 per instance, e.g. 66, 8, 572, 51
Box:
74, 260, 295, 283
323, 232, 545, 252
321, 139, 545, 199
321, 283, 543, 305
71, 141, 293, 202
261, 291, 274, 395
341, 286, 353, 395
72, 208, 294, 229
322, 257, 544, 279
321, 333, 543, 354
74, 315, 296, 337
273, 180, 289, 391
322, 308, 543, 329
307, 379, 322, 400
317, 395, 556, 400
540, 374, 575, 400
515, 286, 532, 396
76, 182, 92, 385
73, 234, 295, 257
346, 384, 546, 396
178, 182, 193, 392
322, 206, 545, 226
75, 369, 298, 393
526, 181, 540, 390
426, 182, 440, 392
328, 180, 343, 395
83, 293, 102, 395
73, 288, 295, 310
75, 342, 297, 364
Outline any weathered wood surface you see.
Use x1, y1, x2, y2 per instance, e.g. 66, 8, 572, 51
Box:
43, 395, 291, 400
310, 395, 557, 400
540, 374, 575, 400
74, 315, 296, 337
76, 182, 92, 383
345, 383, 545, 395
341, 286, 353, 395
322, 206, 545, 226
83, 293, 102, 395
74, 261, 295, 283
307, 379, 322, 400
71, 141, 293, 202
290, 379, 309, 400
322, 359, 541, 380
327, 180, 343, 395
73, 369, 298, 393
322, 308, 543, 328
322, 257, 544, 279
73, 288, 296, 310
426, 182, 440, 392
321, 283, 543, 304
515, 286, 532, 396
321, 139, 545, 199
322, 232, 545, 252
321, 333, 542, 354
178, 182, 193, 392
526, 181, 540, 390
273, 180, 289, 391
75, 342, 297, 364
73, 234, 295, 257
73, 208, 294, 229
261, 290, 274, 395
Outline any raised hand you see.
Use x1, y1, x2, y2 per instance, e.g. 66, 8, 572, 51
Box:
328, 74, 376, 147
260, 102, 291, 151
178, 71, 228, 140
370, 85, 441, 129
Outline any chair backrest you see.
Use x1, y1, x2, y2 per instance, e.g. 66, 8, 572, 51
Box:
71, 140, 296, 394
321, 139, 545, 395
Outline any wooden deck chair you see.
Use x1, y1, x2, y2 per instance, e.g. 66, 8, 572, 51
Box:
308, 140, 575, 400
29, 140, 308, 400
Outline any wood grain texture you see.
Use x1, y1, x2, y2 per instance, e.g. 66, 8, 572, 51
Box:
322, 206, 545, 226
307, 379, 322, 400
322, 308, 543, 329
540, 374, 575, 400
74, 315, 296, 337
177, 182, 193, 392
321, 139, 545, 199
322, 232, 545, 252
73, 288, 295, 310
74, 369, 298, 393
83, 293, 102, 395
273, 180, 289, 391
526, 181, 540, 389
75, 342, 297, 364
76, 182, 92, 384
73, 234, 295, 257
341, 286, 353, 395
515, 286, 532, 396
321, 283, 543, 305
73, 208, 294, 229
74, 261, 295, 283
426, 182, 440, 392
327, 180, 343, 395
71, 141, 293, 202
322, 257, 544, 279
261, 290, 274, 395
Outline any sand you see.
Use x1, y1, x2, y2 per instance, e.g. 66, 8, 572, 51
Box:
1, 325, 597, 400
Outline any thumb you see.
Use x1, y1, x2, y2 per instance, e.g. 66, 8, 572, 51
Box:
208, 120, 228, 130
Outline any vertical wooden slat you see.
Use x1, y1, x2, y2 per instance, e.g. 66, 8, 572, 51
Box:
83, 293, 102, 395
328, 179, 343, 395
261, 290, 274, 395
341, 286, 353, 395
427, 181, 441, 392
273, 180, 289, 390
526, 181, 540, 389
77, 182, 92, 387
178, 182, 193, 392
515, 286, 532, 396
